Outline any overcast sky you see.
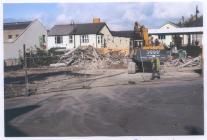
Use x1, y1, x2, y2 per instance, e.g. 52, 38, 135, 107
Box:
3, 2, 203, 30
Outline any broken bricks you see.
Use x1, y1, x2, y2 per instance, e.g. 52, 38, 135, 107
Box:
50, 45, 128, 69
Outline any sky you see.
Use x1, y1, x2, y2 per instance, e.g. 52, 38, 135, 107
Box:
3, 2, 203, 30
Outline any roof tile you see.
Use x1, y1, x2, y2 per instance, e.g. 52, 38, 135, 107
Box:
48, 22, 106, 36
4, 21, 32, 30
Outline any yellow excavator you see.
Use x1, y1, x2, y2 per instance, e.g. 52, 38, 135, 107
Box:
128, 22, 170, 74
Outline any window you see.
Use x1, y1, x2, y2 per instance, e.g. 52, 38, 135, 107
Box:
138, 41, 143, 46
55, 36, 63, 44
158, 35, 165, 39
42, 35, 46, 43
81, 35, 89, 43
101, 36, 103, 44
8, 35, 12, 39
97, 36, 101, 44
16, 34, 19, 38
134, 40, 143, 47
69, 35, 73, 43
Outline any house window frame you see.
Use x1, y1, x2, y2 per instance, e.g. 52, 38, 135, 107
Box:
69, 35, 73, 43
101, 36, 103, 44
81, 35, 89, 43
8, 35, 12, 39
97, 35, 101, 44
42, 35, 46, 43
158, 35, 166, 40
55, 36, 63, 44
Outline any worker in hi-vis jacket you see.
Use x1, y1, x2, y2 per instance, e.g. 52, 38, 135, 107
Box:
151, 56, 160, 80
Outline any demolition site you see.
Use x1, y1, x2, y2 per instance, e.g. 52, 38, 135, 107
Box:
4, 8, 204, 136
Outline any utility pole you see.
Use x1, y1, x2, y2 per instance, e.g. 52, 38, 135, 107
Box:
23, 44, 29, 96
84, 50, 86, 87
195, 5, 199, 44
196, 5, 199, 21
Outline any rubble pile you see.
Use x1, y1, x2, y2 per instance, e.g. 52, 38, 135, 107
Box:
98, 49, 127, 65
177, 56, 201, 68
165, 55, 201, 69
50, 45, 128, 69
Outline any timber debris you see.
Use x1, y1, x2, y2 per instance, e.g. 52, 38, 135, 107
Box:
50, 45, 128, 69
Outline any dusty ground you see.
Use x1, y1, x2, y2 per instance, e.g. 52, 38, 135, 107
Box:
4, 68, 204, 136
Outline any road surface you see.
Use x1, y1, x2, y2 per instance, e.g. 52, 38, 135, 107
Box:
5, 69, 204, 136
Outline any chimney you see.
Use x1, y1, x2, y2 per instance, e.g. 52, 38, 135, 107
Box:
93, 18, 100, 24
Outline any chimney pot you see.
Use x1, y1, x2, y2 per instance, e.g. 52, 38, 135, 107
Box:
93, 18, 100, 23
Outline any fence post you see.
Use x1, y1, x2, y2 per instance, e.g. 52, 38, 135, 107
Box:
23, 44, 29, 96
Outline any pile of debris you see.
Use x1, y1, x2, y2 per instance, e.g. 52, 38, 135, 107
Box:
178, 56, 201, 68
50, 45, 128, 69
165, 55, 201, 70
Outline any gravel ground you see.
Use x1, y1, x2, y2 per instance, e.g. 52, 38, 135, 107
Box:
4, 69, 204, 136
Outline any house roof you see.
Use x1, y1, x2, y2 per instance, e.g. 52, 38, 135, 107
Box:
160, 21, 180, 29
4, 21, 32, 30
111, 31, 134, 38
48, 22, 106, 36
74, 23, 106, 35
111, 30, 143, 40
48, 24, 74, 36
149, 27, 203, 35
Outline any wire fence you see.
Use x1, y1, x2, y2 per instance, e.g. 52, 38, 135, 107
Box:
4, 48, 101, 98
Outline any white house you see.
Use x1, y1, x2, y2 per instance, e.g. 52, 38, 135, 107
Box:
47, 21, 113, 49
4, 19, 47, 66
148, 22, 203, 47
47, 19, 132, 50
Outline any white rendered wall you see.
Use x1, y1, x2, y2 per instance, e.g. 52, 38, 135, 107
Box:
4, 20, 47, 59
